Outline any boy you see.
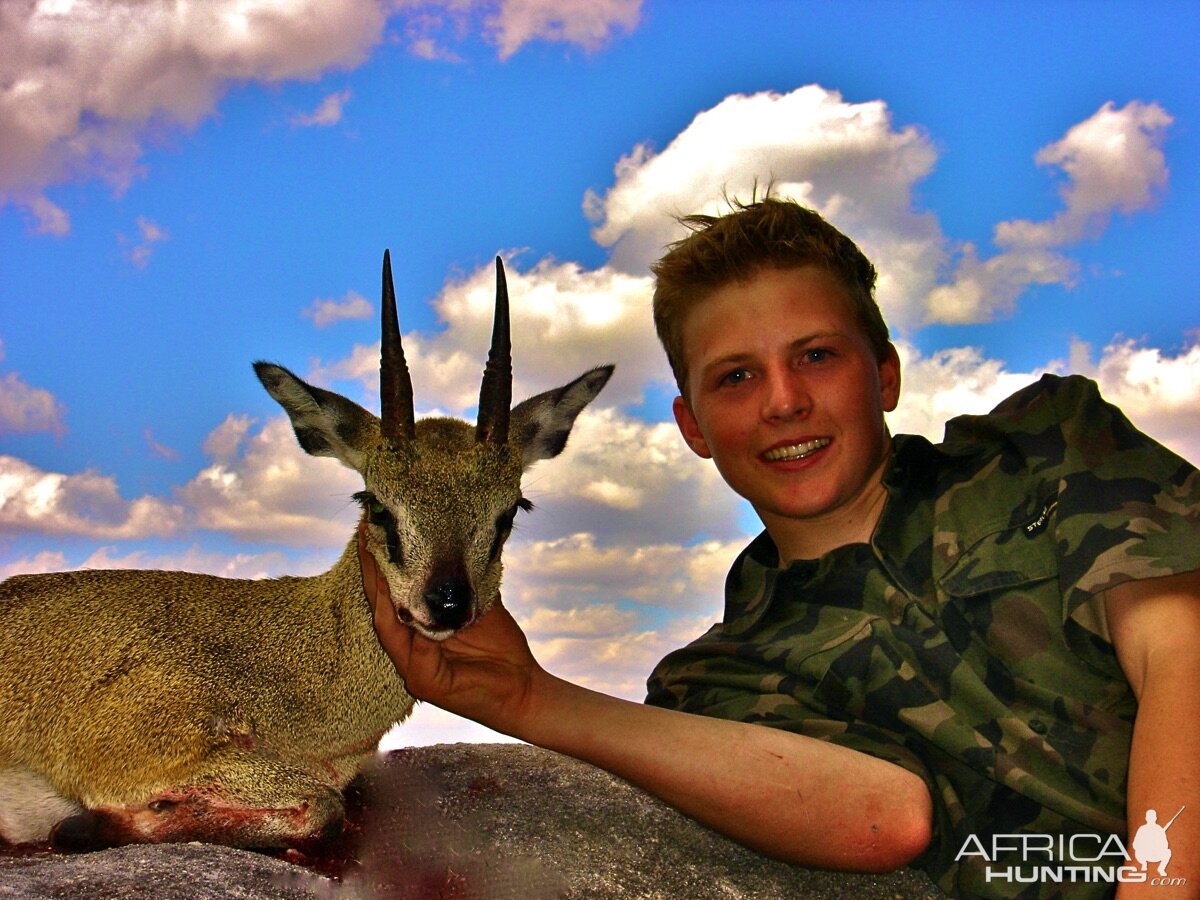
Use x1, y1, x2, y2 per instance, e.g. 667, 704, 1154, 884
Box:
363, 199, 1199, 897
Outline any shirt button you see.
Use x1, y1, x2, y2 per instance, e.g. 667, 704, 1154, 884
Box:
1029, 719, 1048, 735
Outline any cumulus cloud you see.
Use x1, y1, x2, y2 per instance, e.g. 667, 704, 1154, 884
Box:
395, 0, 642, 61
995, 101, 1173, 248
585, 88, 1174, 330
1071, 336, 1200, 465
585, 85, 945, 334
887, 336, 1200, 467
886, 341, 1059, 442
928, 101, 1173, 323
0, 454, 184, 539
505, 531, 745, 614
511, 407, 745, 547
73, 544, 311, 579
522, 605, 718, 700
0, 549, 69, 578
1, 543, 310, 580
179, 416, 363, 547
486, 0, 641, 60
1, 0, 644, 229
303, 291, 374, 328
0, 0, 388, 229
312, 256, 666, 413
289, 89, 353, 128
0, 347, 67, 437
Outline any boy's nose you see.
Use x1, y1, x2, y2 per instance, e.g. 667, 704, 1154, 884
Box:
761, 368, 810, 421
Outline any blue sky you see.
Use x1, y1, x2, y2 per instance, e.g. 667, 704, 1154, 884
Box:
2, 0, 1197, 744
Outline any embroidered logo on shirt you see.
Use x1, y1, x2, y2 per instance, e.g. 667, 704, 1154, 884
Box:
1023, 499, 1058, 537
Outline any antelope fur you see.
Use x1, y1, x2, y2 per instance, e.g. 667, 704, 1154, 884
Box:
0, 253, 612, 849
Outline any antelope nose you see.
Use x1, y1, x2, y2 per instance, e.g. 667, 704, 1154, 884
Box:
424, 578, 473, 630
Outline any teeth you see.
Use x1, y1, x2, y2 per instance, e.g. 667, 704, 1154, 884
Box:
763, 438, 830, 461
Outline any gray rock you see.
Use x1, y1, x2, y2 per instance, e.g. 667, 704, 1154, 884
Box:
1, 744, 940, 898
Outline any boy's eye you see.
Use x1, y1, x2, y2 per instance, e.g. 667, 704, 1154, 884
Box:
720, 367, 751, 387
802, 348, 833, 365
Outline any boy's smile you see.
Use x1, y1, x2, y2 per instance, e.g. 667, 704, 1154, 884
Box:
672, 266, 901, 561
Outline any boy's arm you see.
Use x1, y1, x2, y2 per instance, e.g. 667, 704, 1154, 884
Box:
363, 527, 932, 872
1107, 569, 1200, 897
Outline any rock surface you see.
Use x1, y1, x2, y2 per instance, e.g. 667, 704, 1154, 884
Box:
0, 743, 940, 898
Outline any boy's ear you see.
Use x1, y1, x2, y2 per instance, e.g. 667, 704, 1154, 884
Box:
879, 343, 902, 413
672, 395, 713, 460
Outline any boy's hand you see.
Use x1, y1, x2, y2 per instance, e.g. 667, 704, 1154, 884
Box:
358, 520, 542, 735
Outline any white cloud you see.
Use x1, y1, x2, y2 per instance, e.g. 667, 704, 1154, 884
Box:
0, 550, 69, 578
923, 244, 1077, 325
886, 336, 1200, 469
511, 407, 746, 547
382, 704, 518, 749
179, 416, 363, 547
886, 340, 1059, 442
485, 0, 641, 60
0, 0, 388, 227
202, 413, 258, 463
1, 0, 644, 227
525, 610, 717, 701
0, 365, 67, 437
0, 543, 308, 581
289, 89, 353, 128
521, 602, 640, 638
1072, 336, 1200, 465
585, 88, 1175, 330
76, 544, 312, 579
303, 291, 374, 328
927, 101, 1173, 324
584, 86, 953, 333
120, 216, 170, 268
995, 101, 1173, 248
393, 0, 642, 61
312, 256, 666, 414
24, 194, 70, 236
0, 454, 184, 539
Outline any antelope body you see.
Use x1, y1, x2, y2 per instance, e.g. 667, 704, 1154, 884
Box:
0, 254, 612, 849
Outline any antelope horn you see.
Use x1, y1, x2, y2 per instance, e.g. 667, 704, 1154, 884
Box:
475, 256, 512, 445
379, 250, 416, 445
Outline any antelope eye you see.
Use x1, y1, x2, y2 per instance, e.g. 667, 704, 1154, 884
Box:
354, 491, 404, 566
488, 497, 533, 561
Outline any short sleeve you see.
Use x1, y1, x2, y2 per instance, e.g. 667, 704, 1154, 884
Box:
944, 374, 1200, 654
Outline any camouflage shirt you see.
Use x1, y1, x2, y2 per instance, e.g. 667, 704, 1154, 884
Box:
645, 375, 1200, 898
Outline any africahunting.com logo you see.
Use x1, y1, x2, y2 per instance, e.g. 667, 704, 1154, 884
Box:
956, 807, 1188, 888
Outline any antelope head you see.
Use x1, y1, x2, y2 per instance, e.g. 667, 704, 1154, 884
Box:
256, 252, 613, 640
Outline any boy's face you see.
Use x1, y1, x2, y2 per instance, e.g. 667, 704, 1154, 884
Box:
672, 266, 900, 536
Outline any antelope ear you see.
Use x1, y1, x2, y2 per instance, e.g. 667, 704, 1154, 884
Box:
254, 362, 378, 472
509, 365, 613, 468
